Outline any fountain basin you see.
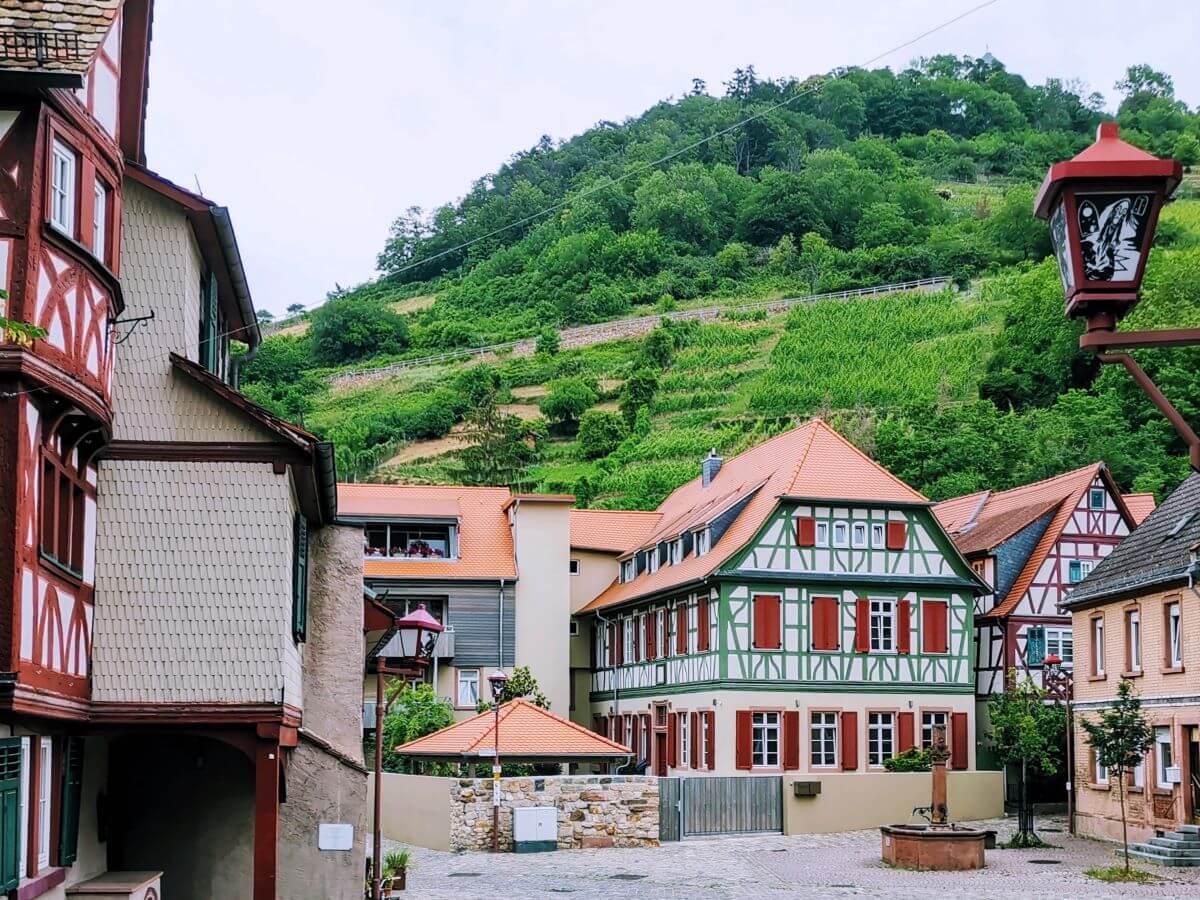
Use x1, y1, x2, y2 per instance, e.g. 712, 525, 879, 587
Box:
880, 824, 986, 871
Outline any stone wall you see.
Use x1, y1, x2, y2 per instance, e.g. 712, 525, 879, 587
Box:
449, 775, 659, 851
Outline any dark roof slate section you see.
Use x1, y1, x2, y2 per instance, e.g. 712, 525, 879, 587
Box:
1062, 473, 1200, 609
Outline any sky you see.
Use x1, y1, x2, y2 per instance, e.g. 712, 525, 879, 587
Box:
143, 0, 1200, 315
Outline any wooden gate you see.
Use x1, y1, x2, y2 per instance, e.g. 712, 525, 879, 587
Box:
659, 776, 782, 840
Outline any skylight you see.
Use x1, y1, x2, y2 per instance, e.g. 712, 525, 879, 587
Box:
1168, 511, 1196, 538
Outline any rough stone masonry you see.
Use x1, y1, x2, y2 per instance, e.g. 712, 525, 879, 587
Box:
449, 775, 660, 851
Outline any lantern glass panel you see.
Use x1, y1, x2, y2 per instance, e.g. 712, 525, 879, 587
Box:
1049, 201, 1075, 295
1074, 190, 1154, 284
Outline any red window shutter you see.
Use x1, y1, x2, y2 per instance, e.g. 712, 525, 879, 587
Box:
898, 712, 915, 753
675, 604, 688, 655
753, 595, 781, 650
783, 709, 801, 771
614, 715, 624, 745
796, 516, 816, 547
667, 712, 678, 768
615, 620, 624, 666
607, 624, 615, 666
646, 611, 657, 659
923, 601, 948, 654
630, 715, 640, 757
855, 597, 871, 653
897, 599, 911, 654
840, 711, 858, 771
696, 599, 710, 652
812, 596, 838, 651
690, 711, 700, 768
951, 712, 968, 770
706, 712, 717, 770
735, 710, 753, 770
886, 521, 908, 550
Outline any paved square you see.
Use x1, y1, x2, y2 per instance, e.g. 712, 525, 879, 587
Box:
389, 816, 1200, 898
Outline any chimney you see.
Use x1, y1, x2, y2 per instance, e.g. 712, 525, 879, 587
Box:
701, 448, 723, 488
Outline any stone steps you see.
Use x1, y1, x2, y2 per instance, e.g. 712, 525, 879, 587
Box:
1124, 828, 1200, 867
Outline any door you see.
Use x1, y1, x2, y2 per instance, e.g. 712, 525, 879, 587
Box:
1188, 727, 1199, 825
654, 733, 668, 777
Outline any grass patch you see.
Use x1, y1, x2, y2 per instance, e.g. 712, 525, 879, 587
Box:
1084, 865, 1161, 884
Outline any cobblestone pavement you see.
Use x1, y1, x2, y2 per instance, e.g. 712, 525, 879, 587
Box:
384, 816, 1200, 899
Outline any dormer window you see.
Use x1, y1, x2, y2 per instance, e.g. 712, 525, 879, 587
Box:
647, 549, 660, 574
668, 538, 683, 565
694, 527, 711, 557
621, 558, 635, 583
363, 523, 456, 560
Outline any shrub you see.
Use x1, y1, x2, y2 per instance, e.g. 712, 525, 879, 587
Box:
308, 295, 410, 366
883, 748, 932, 772
619, 368, 659, 426
539, 376, 598, 428
535, 327, 561, 355
578, 410, 628, 458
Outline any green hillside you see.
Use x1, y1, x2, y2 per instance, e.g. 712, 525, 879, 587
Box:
243, 58, 1200, 506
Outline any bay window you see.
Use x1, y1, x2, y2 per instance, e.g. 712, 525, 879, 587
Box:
50, 139, 77, 236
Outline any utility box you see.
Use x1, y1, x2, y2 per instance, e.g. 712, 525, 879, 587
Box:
793, 781, 822, 797
513, 806, 557, 853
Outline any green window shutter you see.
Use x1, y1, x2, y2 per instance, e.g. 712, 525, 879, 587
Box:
57, 736, 84, 867
1026, 625, 1046, 667
292, 513, 309, 643
199, 271, 218, 372
0, 739, 20, 891
1068, 560, 1082, 583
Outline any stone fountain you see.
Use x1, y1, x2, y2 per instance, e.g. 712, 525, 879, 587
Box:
880, 726, 987, 870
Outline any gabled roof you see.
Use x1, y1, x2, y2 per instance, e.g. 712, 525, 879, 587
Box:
0, 1, 122, 79
1123, 493, 1157, 525
393, 699, 632, 762
1062, 473, 1200, 609
338, 484, 517, 580
933, 463, 1135, 620
569, 509, 661, 553
579, 419, 928, 613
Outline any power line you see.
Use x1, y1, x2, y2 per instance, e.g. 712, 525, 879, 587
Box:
380, 0, 1002, 280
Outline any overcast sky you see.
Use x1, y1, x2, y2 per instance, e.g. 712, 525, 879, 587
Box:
143, 0, 1200, 315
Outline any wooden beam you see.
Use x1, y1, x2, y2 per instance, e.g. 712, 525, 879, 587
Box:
253, 737, 281, 900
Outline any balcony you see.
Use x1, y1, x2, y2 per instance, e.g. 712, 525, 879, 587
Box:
0, 29, 83, 67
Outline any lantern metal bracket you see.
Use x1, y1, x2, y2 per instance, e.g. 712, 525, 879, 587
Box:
1094, 350, 1200, 471
1080, 326, 1200, 351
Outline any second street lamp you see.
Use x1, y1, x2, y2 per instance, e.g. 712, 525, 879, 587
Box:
487, 670, 509, 853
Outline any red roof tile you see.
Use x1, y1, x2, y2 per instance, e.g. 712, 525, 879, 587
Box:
1122, 493, 1157, 525
394, 699, 632, 760
569, 509, 661, 553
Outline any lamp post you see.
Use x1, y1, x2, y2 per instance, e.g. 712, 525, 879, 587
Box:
371, 604, 443, 900
487, 670, 509, 853
1043, 653, 1076, 835
1035, 122, 1199, 471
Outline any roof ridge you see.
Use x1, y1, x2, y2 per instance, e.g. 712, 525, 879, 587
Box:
989, 462, 1102, 499
785, 419, 821, 493
805, 419, 928, 502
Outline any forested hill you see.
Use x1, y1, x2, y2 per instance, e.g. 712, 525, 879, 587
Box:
242, 57, 1200, 507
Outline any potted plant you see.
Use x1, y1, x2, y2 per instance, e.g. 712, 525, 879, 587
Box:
382, 847, 411, 895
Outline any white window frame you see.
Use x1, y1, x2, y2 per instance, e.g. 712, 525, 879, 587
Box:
851, 521, 867, 548
37, 738, 51, 869
1167, 602, 1182, 667
871, 522, 885, 547
1045, 627, 1074, 669
1128, 609, 1141, 673
869, 598, 895, 652
751, 711, 781, 769
868, 712, 895, 767
832, 522, 849, 548
815, 521, 829, 547
1096, 758, 1109, 784
50, 139, 77, 236
569, 620, 579, 637
647, 549, 660, 574
1133, 756, 1145, 789
92, 179, 108, 259
1092, 616, 1105, 676
569, 558, 580, 575
921, 711, 949, 750
679, 713, 690, 768
656, 610, 666, 659
456, 669, 480, 708
1155, 726, 1173, 789
700, 712, 711, 769
694, 528, 711, 557
620, 559, 634, 583
623, 617, 635, 662
18, 737, 29, 880
810, 711, 838, 768
1069, 558, 1095, 584
668, 538, 683, 565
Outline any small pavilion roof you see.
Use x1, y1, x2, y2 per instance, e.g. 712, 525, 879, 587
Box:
393, 699, 632, 763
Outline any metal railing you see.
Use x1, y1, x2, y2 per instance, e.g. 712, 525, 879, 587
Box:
332, 276, 952, 385
0, 30, 83, 66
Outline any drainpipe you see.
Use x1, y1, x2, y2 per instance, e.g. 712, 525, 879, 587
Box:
498, 578, 506, 671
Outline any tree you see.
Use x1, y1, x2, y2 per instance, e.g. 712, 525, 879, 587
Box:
987, 674, 1067, 847
308, 295, 410, 366
475, 665, 549, 712
639, 326, 675, 370
535, 327, 560, 356
256, 309, 275, 323
285, 303, 306, 315
619, 368, 659, 427
578, 409, 627, 458
458, 383, 545, 486
1080, 678, 1155, 872
539, 377, 597, 430
364, 682, 454, 774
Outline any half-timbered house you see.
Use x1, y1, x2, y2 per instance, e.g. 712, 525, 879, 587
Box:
577, 420, 988, 777
933, 465, 1152, 773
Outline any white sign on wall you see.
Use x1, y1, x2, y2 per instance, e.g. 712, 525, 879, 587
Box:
318, 823, 354, 852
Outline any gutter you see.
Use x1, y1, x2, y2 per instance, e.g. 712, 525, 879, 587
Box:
314, 440, 338, 524
210, 206, 261, 361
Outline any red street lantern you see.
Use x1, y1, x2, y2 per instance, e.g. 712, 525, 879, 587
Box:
388, 603, 445, 663
1034, 122, 1182, 326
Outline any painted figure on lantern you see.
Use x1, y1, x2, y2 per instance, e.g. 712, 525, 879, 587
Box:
1077, 192, 1151, 281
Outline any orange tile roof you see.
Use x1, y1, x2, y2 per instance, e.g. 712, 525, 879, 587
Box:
1122, 493, 1157, 525
569, 509, 662, 553
934, 463, 1137, 620
394, 699, 632, 760
339, 484, 517, 580
579, 419, 928, 612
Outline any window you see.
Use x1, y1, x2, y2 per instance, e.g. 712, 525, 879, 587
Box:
647, 549, 660, 574
1095, 758, 1108, 784
292, 513, 309, 642
50, 139, 76, 235
668, 539, 683, 565
833, 522, 849, 547
1068, 559, 1095, 584
1089, 487, 1106, 509
39, 444, 89, 577
679, 713, 690, 768
37, 739, 51, 870
1045, 628, 1074, 668
569, 558, 580, 575
198, 270, 220, 374
694, 528, 711, 557
1091, 616, 1105, 676
868, 712, 895, 767
620, 559, 634, 583
811, 712, 838, 767
1133, 756, 1145, 789
656, 610, 666, 659
811, 596, 840, 651
363, 523, 455, 559
569, 620, 579, 637
1166, 601, 1182, 668
869, 599, 895, 652
92, 179, 108, 259
751, 712, 780, 768
623, 618, 635, 663
1155, 726, 1173, 789
921, 711, 949, 750
814, 521, 829, 546
851, 522, 867, 548
871, 522, 885, 547
456, 669, 480, 708
1126, 609, 1141, 673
